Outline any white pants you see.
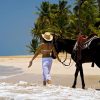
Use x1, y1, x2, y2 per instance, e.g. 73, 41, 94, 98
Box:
42, 57, 52, 81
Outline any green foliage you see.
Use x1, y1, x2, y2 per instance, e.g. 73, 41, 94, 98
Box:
27, 37, 39, 53
73, 0, 99, 36
32, 0, 71, 37
28, 0, 100, 53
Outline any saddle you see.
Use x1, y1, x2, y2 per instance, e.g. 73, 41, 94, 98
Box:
73, 35, 99, 50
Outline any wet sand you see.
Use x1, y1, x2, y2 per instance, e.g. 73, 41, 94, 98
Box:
0, 55, 100, 89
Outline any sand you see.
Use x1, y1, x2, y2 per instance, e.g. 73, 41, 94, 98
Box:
0, 54, 100, 89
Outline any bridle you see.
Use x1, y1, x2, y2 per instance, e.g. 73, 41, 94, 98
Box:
53, 34, 72, 67
58, 52, 72, 66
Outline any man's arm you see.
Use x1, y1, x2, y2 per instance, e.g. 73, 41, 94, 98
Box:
28, 44, 42, 68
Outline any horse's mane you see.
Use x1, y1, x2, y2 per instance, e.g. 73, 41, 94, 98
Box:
53, 37, 76, 54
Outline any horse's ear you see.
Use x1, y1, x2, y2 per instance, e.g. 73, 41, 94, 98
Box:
51, 51, 56, 59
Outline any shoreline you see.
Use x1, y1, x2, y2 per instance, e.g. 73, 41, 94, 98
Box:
0, 55, 99, 89
0, 53, 71, 58
0, 73, 99, 89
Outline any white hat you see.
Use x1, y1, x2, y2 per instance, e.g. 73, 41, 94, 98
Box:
42, 32, 53, 41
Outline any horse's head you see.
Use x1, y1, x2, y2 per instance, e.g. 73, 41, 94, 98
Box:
51, 35, 76, 59
51, 35, 62, 59
53, 35, 76, 53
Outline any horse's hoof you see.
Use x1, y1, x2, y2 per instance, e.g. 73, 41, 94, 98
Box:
72, 85, 76, 88
82, 86, 85, 89
82, 87, 85, 89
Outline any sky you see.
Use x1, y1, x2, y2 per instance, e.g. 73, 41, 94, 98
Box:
0, 0, 74, 56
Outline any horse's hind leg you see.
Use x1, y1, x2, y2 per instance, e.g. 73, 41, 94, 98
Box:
79, 66, 85, 89
72, 65, 79, 88
95, 58, 100, 68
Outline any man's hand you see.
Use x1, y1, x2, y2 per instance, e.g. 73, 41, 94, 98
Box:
28, 61, 32, 68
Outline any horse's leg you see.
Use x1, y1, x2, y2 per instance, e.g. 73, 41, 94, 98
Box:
72, 64, 79, 88
79, 65, 85, 89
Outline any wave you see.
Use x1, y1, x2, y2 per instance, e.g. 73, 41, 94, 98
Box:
0, 81, 99, 100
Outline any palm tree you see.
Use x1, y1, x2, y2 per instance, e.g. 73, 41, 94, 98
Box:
28, 0, 100, 53
32, 0, 71, 37
54, 0, 71, 37
73, 0, 99, 36
97, 0, 100, 14
32, 1, 51, 36
30, 0, 71, 53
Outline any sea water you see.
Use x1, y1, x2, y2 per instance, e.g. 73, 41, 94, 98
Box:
0, 81, 99, 100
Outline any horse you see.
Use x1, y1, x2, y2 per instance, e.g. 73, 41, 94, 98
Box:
52, 35, 100, 89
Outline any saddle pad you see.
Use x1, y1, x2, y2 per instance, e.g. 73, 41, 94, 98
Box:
73, 36, 99, 50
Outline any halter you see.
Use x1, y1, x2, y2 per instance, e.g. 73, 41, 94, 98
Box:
53, 34, 72, 67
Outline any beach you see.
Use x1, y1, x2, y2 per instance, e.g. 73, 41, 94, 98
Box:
0, 55, 100, 99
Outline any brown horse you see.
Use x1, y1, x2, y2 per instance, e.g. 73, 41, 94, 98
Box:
52, 35, 100, 89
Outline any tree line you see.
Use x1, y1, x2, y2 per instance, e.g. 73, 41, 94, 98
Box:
28, 0, 100, 53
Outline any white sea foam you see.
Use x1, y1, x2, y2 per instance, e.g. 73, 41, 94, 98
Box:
0, 81, 99, 100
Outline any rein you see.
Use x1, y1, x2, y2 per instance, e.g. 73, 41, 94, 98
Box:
53, 35, 72, 67
58, 52, 72, 67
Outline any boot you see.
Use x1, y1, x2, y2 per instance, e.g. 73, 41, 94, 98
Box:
47, 80, 52, 84
43, 81, 46, 86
